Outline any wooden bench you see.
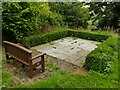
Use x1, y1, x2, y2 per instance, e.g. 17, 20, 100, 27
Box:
3, 41, 46, 78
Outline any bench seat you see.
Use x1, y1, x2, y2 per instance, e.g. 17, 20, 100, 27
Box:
3, 41, 46, 78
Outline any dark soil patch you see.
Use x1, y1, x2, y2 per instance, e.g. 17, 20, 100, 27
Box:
73, 68, 88, 74
2, 60, 60, 86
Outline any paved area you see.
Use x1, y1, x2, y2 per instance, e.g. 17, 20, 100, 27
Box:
32, 37, 100, 67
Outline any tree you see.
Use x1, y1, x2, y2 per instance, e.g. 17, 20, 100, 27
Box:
87, 2, 120, 29
49, 2, 90, 28
2, 2, 50, 42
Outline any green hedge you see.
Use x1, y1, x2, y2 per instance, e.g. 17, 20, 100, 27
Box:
22, 30, 69, 48
22, 29, 110, 48
68, 30, 110, 42
84, 37, 118, 73
102, 37, 118, 51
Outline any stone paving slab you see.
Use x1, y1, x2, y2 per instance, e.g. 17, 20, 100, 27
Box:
32, 37, 100, 67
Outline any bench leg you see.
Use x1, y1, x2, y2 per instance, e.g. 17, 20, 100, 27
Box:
41, 56, 45, 72
22, 64, 25, 68
42, 61, 45, 72
6, 54, 10, 63
29, 68, 34, 78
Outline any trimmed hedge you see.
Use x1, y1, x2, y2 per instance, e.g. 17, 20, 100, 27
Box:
102, 37, 118, 51
22, 29, 110, 48
68, 30, 110, 42
84, 36, 118, 73
22, 30, 69, 48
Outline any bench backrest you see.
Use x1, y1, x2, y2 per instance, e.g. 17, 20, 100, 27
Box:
3, 41, 32, 65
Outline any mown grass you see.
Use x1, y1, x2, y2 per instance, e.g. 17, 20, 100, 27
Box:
13, 60, 118, 88
2, 72, 13, 88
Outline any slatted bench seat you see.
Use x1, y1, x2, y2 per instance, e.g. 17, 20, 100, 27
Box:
3, 41, 46, 78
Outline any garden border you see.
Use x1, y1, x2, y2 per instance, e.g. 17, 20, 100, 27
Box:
22, 29, 110, 48
21, 29, 118, 74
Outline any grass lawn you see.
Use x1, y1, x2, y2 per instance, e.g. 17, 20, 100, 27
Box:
2, 30, 119, 88
12, 58, 118, 88
2, 61, 118, 88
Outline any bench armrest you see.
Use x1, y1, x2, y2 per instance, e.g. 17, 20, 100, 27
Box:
31, 52, 46, 60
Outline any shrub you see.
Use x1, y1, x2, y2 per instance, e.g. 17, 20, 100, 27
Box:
103, 37, 118, 51
2, 2, 39, 42
22, 29, 110, 48
68, 30, 110, 42
22, 30, 69, 48
84, 52, 114, 73
49, 3, 89, 28
3, 2, 65, 42
84, 38, 118, 74
91, 44, 114, 55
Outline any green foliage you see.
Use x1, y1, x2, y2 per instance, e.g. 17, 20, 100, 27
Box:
2, 2, 64, 42
87, 2, 120, 29
84, 37, 118, 74
68, 30, 110, 42
103, 37, 118, 51
29, 2, 64, 27
2, 2, 37, 42
46, 60, 60, 72
2, 72, 13, 88
22, 30, 69, 48
13, 64, 118, 88
22, 29, 109, 48
49, 2, 90, 28
47, 12, 64, 26
3, 2, 119, 43
91, 44, 114, 55
84, 52, 114, 73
